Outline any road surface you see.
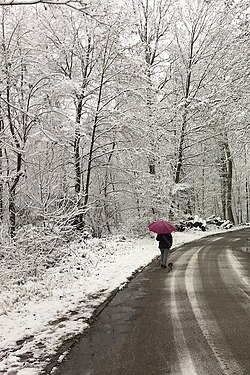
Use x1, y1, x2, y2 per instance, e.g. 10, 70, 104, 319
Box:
51, 229, 250, 375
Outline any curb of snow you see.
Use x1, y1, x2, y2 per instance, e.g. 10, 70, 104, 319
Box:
41, 287, 120, 374
41, 262, 154, 374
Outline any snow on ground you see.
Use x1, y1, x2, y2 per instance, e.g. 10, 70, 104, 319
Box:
0, 227, 244, 375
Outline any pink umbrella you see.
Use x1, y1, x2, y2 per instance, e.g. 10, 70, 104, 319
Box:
148, 220, 176, 234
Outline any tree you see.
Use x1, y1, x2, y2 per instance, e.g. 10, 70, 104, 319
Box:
163, 0, 238, 219
130, 0, 175, 175
37, 3, 152, 234
0, 7, 51, 235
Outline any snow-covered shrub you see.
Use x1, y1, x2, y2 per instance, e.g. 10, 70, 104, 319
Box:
175, 214, 233, 232
0, 225, 69, 290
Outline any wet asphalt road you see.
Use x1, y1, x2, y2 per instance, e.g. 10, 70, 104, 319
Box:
52, 229, 250, 375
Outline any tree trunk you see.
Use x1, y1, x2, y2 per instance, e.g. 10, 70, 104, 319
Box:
84, 63, 105, 208
0, 107, 3, 221
220, 158, 227, 220
175, 109, 188, 184
9, 189, 16, 237
73, 36, 92, 227
224, 141, 235, 224
8, 151, 22, 237
245, 147, 249, 222
174, 27, 194, 184
103, 141, 116, 233
74, 123, 81, 194
219, 139, 235, 224
246, 177, 249, 222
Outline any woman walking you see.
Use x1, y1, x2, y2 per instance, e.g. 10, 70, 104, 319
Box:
156, 233, 173, 270
148, 220, 175, 270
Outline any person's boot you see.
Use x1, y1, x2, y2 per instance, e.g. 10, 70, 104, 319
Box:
168, 262, 173, 271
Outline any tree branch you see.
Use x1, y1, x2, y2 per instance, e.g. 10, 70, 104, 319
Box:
0, 0, 88, 13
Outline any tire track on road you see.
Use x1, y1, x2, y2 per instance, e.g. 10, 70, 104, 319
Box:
223, 248, 250, 302
168, 248, 199, 375
185, 248, 243, 375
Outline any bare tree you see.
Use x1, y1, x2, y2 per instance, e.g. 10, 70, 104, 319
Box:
0, 8, 49, 235
172, 1, 229, 183
131, 0, 174, 176
162, 0, 237, 219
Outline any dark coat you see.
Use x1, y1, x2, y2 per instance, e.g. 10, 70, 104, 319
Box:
156, 233, 172, 249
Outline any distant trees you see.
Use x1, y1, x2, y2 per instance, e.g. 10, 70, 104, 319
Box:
123, 0, 176, 220
163, 0, 246, 222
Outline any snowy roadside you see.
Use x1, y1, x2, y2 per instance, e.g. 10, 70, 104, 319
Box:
0, 227, 244, 375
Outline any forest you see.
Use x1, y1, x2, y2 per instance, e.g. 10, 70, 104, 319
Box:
0, 2, 249, 373
0, 0, 249, 244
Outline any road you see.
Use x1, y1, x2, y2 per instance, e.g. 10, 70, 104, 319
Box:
51, 229, 250, 375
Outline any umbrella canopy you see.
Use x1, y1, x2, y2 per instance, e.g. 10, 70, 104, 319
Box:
148, 220, 176, 234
